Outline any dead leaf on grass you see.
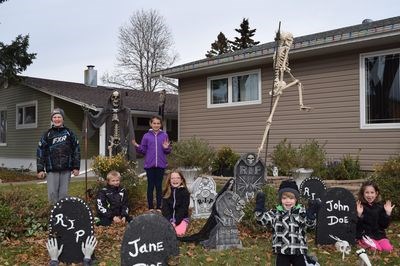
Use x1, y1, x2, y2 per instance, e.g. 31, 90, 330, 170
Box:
206, 257, 214, 262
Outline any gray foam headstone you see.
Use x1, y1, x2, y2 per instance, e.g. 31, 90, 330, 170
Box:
300, 176, 327, 201
234, 152, 266, 201
121, 213, 179, 266
316, 187, 357, 245
48, 197, 95, 264
191, 175, 217, 219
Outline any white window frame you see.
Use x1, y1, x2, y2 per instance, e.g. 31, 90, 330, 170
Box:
16, 100, 38, 129
360, 48, 400, 129
207, 69, 262, 108
0, 108, 6, 146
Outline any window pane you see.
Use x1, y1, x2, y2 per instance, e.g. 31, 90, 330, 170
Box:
24, 106, 36, 124
365, 53, 400, 124
232, 73, 259, 102
17, 107, 23, 125
211, 78, 228, 104
0, 111, 6, 143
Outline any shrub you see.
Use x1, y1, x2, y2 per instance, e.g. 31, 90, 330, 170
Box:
91, 153, 132, 180
324, 152, 365, 180
270, 138, 298, 176
271, 139, 326, 176
0, 167, 37, 182
297, 139, 327, 177
0, 187, 49, 240
168, 137, 215, 173
211, 146, 240, 176
371, 155, 400, 220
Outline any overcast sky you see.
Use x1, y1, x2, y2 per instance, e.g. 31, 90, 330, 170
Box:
1, 0, 399, 84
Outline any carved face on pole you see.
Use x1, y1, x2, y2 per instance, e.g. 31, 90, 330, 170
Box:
111, 90, 120, 108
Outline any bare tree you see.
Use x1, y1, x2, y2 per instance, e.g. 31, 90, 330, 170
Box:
102, 9, 178, 92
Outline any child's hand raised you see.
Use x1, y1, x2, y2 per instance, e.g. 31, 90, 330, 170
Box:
162, 139, 170, 149
356, 200, 364, 217
384, 200, 395, 216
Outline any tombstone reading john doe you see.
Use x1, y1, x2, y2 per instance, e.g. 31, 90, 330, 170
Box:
48, 197, 95, 264
121, 213, 179, 266
316, 187, 356, 245
300, 176, 327, 201
234, 152, 266, 201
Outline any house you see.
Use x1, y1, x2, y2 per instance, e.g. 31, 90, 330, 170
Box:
154, 16, 400, 170
0, 67, 178, 170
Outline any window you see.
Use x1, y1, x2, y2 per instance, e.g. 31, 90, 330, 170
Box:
360, 49, 400, 129
207, 69, 261, 108
0, 109, 6, 145
16, 100, 38, 129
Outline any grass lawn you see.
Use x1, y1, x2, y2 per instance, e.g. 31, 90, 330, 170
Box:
1, 180, 400, 265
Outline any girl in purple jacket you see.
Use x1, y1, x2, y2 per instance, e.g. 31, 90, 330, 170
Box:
132, 115, 171, 210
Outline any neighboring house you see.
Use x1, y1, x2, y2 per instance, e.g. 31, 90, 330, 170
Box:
154, 16, 400, 170
0, 69, 178, 170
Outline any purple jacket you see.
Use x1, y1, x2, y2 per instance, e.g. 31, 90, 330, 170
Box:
136, 129, 171, 169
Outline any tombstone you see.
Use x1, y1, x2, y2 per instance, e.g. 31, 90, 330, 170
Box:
316, 187, 357, 245
234, 152, 266, 201
48, 197, 95, 264
191, 175, 217, 219
121, 213, 179, 266
201, 190, 245, 250
300, 176, 327, 201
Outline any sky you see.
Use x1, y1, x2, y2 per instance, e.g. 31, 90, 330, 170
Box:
1, 0, 399, 84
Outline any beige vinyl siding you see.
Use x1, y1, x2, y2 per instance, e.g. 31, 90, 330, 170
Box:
178, 51, 400, 171
0, 82, 51, 158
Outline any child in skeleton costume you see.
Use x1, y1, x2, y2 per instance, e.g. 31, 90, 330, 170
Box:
356, 180, 394, 252
37, 108, 81, 204
161, 169, 190, 236
255, 180, 320, 266
96, 170, 131, 226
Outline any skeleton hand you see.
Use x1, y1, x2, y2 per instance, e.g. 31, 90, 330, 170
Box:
46, 238, 63, 261
81, 235, 97, 259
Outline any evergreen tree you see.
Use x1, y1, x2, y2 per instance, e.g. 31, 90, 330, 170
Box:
205, 32, 232, 58
0, 35, 36, 87
230, 18, 260, 51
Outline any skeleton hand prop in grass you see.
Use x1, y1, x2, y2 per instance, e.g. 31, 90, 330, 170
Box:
356, 248, 372, 266
329, 235, 351, 260
81, 235, 97, 260
46, 238, 63, 261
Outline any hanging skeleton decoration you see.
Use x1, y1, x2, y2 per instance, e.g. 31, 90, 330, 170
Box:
356, 248, 372, 266
108, 91, 122, 157
85, 90, 136, 160
329, 235, 351, 260
257, 29, 311, 160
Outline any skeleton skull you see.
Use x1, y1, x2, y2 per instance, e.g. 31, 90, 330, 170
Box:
330, 235, 351, 261
246, 154, 255, 165
111, 90, 120, 108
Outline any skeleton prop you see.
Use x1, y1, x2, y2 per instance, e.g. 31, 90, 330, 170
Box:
329, 235, 351, 260
257, 30, 311, 159
356, 248, 372, 266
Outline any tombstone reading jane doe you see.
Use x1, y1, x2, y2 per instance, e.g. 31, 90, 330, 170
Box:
121, 213, 179, 266
48, 197, 95, 264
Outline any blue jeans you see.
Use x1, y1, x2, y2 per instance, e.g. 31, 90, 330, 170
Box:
145, 167, 165, 209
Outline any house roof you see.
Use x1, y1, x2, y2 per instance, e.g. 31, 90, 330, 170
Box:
22, 76, 178, 115
154, 16, 400, 79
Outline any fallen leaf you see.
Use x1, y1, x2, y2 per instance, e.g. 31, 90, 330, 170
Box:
206, 257, 214, 262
